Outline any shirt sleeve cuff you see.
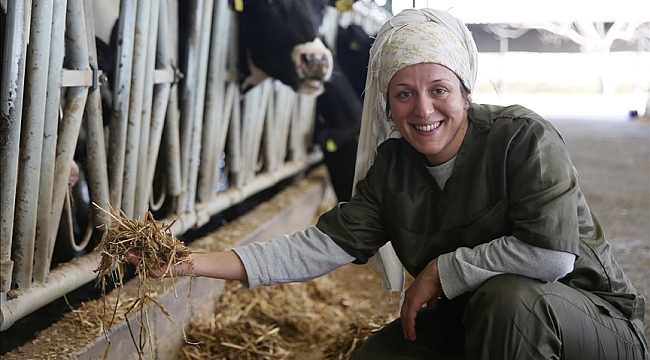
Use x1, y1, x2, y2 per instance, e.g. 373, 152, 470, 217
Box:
232, 246, 267, 289
438, 252, 471, 300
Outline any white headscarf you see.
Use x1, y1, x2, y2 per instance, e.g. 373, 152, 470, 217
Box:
352, 8, 479, 296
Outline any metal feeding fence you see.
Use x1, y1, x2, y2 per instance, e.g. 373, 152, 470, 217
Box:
0, 0, 322, 331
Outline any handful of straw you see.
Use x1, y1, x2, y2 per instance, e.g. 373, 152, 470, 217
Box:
93, 203, 193, 359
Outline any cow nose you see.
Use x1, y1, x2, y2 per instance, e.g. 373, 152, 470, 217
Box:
301, 53, 329, 79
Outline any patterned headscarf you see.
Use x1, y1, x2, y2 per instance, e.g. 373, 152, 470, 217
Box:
353, 8, 478, 295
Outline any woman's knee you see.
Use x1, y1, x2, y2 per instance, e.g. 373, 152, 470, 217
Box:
466, 274, 547, 317
462, 275, 565, 359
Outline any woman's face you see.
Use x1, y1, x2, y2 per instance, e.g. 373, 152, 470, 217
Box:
388, 63, 470, 166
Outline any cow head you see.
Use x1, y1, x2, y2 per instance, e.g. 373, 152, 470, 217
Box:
237, 0, 334, 95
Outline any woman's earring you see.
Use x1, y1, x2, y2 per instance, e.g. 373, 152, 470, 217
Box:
389, 124, 398, 137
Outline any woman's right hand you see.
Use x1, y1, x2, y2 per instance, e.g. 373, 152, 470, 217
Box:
126, 251, 249, 281
126, 253, 194, 278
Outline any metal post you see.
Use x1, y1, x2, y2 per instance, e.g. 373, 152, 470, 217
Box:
107, 0, 137, 209
47, 0, 91, 277
142, 0, 173, 213
34, 0, 67, 283
198, 0, 230, 202
121, 0, 152, 219
185, 0, 214, 212
134, 0, 160, 218
163, 0, 183, 199
79, 0, 110, 229
1, 0, 30, 294
178, 0, 204, 213
12, 0, 55, 289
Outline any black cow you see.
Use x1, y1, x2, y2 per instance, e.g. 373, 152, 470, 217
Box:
313, 23, 374, 201
235, 3, 378, 202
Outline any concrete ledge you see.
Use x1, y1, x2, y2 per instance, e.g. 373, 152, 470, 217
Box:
4, 167, 332, 360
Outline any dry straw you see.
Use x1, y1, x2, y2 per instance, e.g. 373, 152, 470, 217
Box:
180, 279, 397, 359
93, 203, 193, 359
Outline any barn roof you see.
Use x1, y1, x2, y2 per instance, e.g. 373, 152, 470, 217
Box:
395, 0, 649, 24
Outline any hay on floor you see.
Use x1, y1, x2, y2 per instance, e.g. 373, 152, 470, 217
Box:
181, 275, 398, 360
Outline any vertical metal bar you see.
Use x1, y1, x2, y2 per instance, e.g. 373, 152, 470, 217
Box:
178, 0, 204, 213
185, 0, 214, 211
47, 0, 90, 273
34, 0, 67, 283
277, 85, 295, 166
134, 0, 160, 218
228, 81, 242, 188
12, 0, 55, 289
1, 0, 29, 294
121, 0, 152, 219
198, 0, 230, 202
79, 0, 110, 228
143, 0, 172, 210
262, 82, 276, 169
107, 0, 136, 209
162, 0, 183, 198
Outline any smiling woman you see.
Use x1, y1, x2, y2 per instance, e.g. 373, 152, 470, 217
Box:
387, 64, 470, 166
131, 7, 648, 360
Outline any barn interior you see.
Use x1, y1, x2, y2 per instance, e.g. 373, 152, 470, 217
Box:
1, 0, 648, 359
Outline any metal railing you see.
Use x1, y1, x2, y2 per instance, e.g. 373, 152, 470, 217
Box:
0, 0, 322, 331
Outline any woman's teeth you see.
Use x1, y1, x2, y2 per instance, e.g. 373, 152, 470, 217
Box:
414, 122, 441, 132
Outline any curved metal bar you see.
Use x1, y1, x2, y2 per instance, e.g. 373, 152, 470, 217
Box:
185, 0, 215, 213
33, 0, 68, 283
12, 0, 55, 289
198, 0, 231, 202
121, 0, 153, 219
48, 0, 91, 276
1, 0, 30, 293
134, 0, 161, 218
80, 0, 110, 230
149, 177, 168, 212
107, 0, 137, 209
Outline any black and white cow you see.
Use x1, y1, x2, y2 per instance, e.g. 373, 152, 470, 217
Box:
235, 0, 334, 95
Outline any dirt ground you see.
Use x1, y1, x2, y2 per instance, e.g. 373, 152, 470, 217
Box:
551, 117, 650, 339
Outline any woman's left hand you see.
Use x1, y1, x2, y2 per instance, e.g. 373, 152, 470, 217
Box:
400, 258, 443, 341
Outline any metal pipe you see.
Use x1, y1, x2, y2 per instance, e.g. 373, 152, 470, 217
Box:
162, 0, 183, 198
274, 85, 297, 168
198, 0, 230, 202
12, 0, 55, 289
1, 0, 29, 294
107, 0, 137, 209
80, 0, 110, 228
143, 1, 173, 211
185, 0, 214, 210
121, 0, 152, 219
177, 0, 204, 213
134, 0, 160, 218
192, 154, 324, 228
0, 252, 101, 331
228, 81, 242, 189
0, 152, 323, 331
34, 0, 67, 283
47, 0, 91, 280
163, 84, 183, 197
210, 78, 237, 193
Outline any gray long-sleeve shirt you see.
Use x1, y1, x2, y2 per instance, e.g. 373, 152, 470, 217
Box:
233, 157, 575, 299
